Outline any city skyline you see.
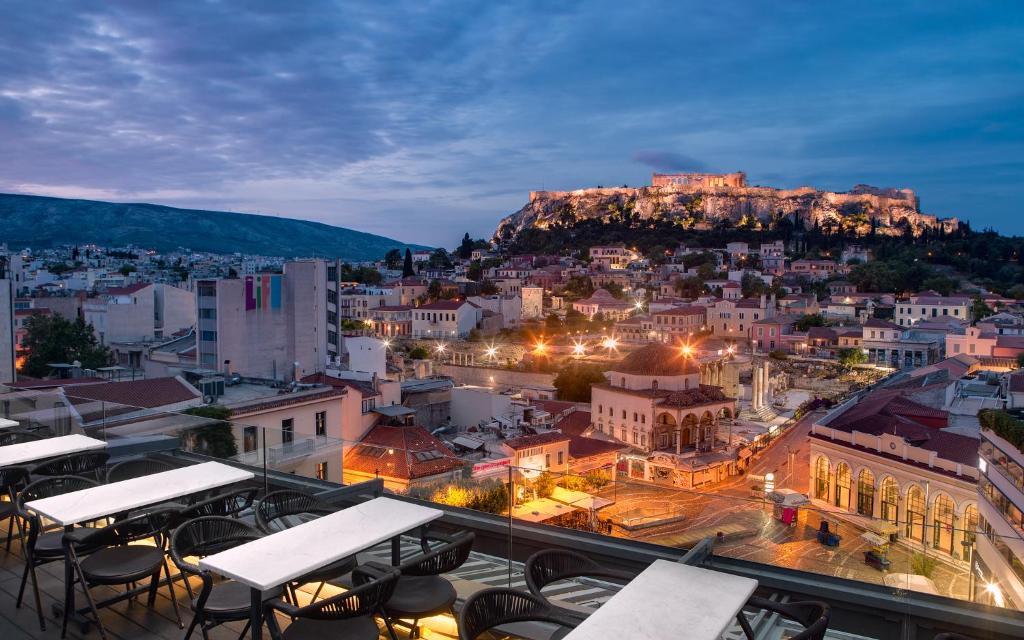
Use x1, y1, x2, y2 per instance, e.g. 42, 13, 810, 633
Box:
2, 1, 1023, 246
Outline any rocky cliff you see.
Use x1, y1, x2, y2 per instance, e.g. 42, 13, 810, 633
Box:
494, 181, 958, 240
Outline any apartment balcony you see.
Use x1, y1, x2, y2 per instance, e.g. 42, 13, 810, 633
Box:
235, 434, 341, 466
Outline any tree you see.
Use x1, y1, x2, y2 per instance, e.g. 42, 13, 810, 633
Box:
456, 233, 474, 260
673, 276, 704, 298
384, 248, 403, 270
553, 363, 606, 402
466, 260, 483, 282
921, 275, 958, 296
427, 279, 442, 300
601, 282, 625, 299
795, 314, 826, 332
118, 264, 136, 277
227, 267, 239, 278
838, 348, 867, 368
402, 248, 415, 278
19, 314, 111, 377
971, 297, 994, 322
182, 405, 238, 458
408, 346, 430, 360
544, 313, 562, 332
740, 272, 769, 298
428, 248, 453, 270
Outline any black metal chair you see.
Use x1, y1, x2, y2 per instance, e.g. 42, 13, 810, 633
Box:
31, 450, 110, 481
62, 508, 183, 640
735, 596, 831, 640
264, 565, 401, 640
255, 490, 356, 602
0, 430, 44, 446
170, 516, 284, 640
15, 475, 100, 631
177, 486, 258, 520
0, 465, 30, 553
524, 549, 633, 622
104, 456, 176, 483
377, 531, 475, 639
460, 587, 580, 640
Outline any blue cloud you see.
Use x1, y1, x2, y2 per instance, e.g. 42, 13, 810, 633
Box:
0, 0, 1021, 246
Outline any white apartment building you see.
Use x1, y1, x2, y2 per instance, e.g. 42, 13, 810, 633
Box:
85, 283, 194, 345
977, 419, 1024, 609
196, 260, 328, 380
589, 245, 634, 270
411, 300, 481, 339
896, 293, 972, 326
467, 294, 522, 328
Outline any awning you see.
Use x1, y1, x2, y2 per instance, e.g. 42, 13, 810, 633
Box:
511, 498, 579, 523
861, 532, 889, 546
551, 486, 614, 510
767, 489, 810, 507
451, 435, 484, 450
866, 520, 900, 536
372, 404, 417, 418
882, 573, 939, 595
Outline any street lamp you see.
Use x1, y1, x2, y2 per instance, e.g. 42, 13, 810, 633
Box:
572, 341, 586, 357
484, 345, 497, 360
602, 337, 618, 351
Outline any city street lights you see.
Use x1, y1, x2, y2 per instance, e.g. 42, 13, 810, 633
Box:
484, 345, 498, 360
572, 340, 586, 357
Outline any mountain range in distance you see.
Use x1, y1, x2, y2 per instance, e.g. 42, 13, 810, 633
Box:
0, 193, 429, 261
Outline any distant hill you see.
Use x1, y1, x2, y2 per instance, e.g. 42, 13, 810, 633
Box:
0, 193, 428, 260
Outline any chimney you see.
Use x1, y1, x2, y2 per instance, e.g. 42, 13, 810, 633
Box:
371, 372, 380, 393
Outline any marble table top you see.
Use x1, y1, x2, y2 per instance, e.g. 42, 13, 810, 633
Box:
0, 418, 20, 430
26, 460, 254, 525
0, 434, 106, 468
561, 560, 758, 640
200, 497, 443, 591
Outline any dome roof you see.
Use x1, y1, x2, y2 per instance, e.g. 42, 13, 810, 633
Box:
612, 343, 698, 376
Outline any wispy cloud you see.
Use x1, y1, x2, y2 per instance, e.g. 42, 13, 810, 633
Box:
0, 0, 1022, 244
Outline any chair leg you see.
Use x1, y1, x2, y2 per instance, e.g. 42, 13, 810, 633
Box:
4, 515, 13, 552
162, 558, 185, 629
29, 562, 46, 631
71, 558, 108, 640
309, 580, 325, 602
183, 614, 201, 640
735, 610, 756, 640
380, 608, 399, 640
15, 556, 30, 607
237, 619, 251, 640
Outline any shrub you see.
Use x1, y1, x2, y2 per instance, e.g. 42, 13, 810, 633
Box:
911, 552, 937, 579
768, 349, 788, 361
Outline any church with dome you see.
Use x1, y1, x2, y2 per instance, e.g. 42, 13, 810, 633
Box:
590, 342, 740, 488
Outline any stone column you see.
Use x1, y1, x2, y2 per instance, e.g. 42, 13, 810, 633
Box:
751, 364, 760, 411
675, 425, 682, 455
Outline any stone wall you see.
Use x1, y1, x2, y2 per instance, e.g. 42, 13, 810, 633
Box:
436, 364, 556, 391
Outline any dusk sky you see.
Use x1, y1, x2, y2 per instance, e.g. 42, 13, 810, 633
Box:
2, 1, 1022, 247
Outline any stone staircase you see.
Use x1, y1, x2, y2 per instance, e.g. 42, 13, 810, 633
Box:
743, 403, 778, 422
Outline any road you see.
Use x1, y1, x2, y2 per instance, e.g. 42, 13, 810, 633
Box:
590, 410, 972, 602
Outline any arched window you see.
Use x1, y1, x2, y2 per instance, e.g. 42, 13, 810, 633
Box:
856, 469, 875, 516
834, 463, 851, 510
814, 456, 830, 500
905, 486, 926, 542
932, 494, 955, 554
880, 477, 899, 524
963, 504, 979, 563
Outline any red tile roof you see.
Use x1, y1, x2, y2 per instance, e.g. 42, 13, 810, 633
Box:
343, 425, 463, 480
105, 283, 150, 295
863, 318, 902, 330
503, 431, 570, 449
299, 372, 378, 397
569, 435, 627, 459
64, 376, 201, 409
418, 300, 470, 311
554, 410, 592, 438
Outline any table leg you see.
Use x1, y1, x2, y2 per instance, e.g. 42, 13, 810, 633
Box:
391, 536, 400, 565
62, 525, 74, 635
250, 587, 262, 640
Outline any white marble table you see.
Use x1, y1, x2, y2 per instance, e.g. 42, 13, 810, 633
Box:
0, 418, 20, 429
200, 496, 443, 640
0, 433, 106, 468
25, 460, 254, 526
561, 560, 758, 640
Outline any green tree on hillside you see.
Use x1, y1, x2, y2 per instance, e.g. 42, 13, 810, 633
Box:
19, 314, 111, 377
384, 248, 403, 270
553, 363, 607, 402
402, 248, 415, 277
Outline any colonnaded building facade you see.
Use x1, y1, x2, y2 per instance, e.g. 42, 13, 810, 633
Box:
589, 343, 739, 488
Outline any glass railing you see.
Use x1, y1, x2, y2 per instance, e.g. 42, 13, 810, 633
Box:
2, 382, 1024, 635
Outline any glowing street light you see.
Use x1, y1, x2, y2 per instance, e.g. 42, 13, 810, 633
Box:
602, 337, 619, 351
681, 344, 693, 357
534, 341, 548, 355
572, 341, 587, 356
484, 345, 498, 360
381, 338, 392, 350
726, 345, 735, 355
434, 342, 447, 354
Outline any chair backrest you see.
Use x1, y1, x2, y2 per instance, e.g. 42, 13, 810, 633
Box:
170, 516, 262, 577
178, 487, 258, 521
0, 430, 43, 446
293, 567, 399, 621
32, 451, 110, 477
254, 489, 332, 533
525, 549, 633, 597
17, 475, 99, 547
748, 597, 830, 640
459, 587, 577, 640
0, 465, 30, 496
399, 531, 474, 577
105, 457, 176, 483
72, 507, 177, 553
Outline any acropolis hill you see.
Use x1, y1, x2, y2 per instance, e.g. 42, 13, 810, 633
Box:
494, 172, 959, 240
